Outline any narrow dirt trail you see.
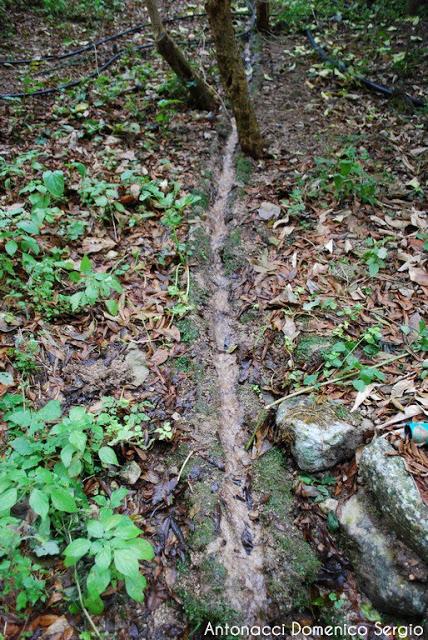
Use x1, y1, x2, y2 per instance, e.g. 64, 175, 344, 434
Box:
206, 122, 268, 624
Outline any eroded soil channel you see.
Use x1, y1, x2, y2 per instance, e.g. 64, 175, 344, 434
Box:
206, 122, 268, 624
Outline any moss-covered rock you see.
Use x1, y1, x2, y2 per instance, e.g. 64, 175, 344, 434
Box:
294, 334, 334, 368
275, 396, 371, 472
359, 437, 428, 559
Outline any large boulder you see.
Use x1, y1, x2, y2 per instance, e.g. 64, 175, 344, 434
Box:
338, 491, 428, 616
359, 437, 428, 559
275, 397, 372, 472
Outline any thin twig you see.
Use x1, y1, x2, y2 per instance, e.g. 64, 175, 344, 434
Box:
265, 352, 409, 410
177, 450, 194, 482
73, 564, 103, 640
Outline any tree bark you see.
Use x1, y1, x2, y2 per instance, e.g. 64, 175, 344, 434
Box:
256, 0, 270, 33
407, 0, 427, 13
144, 0, 218, 111
205, 0, 264, 158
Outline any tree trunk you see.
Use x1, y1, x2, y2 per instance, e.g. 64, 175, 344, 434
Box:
205, 0, 264, 158
256, 0, 270, 33
144, 0, 218, 111
407, 0, 427, 13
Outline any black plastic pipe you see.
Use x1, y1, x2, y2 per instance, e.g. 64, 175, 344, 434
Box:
0, 12, 208, 66
305, 29, 425, 108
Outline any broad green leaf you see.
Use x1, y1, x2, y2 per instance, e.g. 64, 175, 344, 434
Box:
109, 487, 128, 508
0, 487, 18, 512
69, 430, 87, 452
11, 437, 34, 456
85, 595, 104, 614
99, 446, 119, 466
113, 518, 142, 540
5, 240, 17, 256
34, 540, 60, 557
60, 444, 75, 468
124, 573, 147, 602
43, 170, 64, 198
8, 409, 32, 428
50, 487, 77, 513
113, 548, 140, 577
80, 255, 92, 274
68, 457, 83, 478
87, 520, 105, 538
29, 488, 49, 519
125, 538, 155, 561
63, 538, 91, 566
17, 220, 40, 235
86, 565, 111, 596
105, 299, 119, 316
95, 545, 112, 570
353, 379, 366, 392
38, 400, 62, 422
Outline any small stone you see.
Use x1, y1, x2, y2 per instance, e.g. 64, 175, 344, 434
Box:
257, 201, 281, 220
119, 460, 141, 485
275, 396, 371, 472
319, 498, 338, 514
125, 343, 149, 386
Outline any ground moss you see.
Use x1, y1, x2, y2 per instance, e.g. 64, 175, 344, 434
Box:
191, 188, 210, 214
253, 448, 293, 520
294, 334, 334, 367
253, 448, 320, 613
235, 153, 253, 184
173, 355, 193, 372
176, 317, 200, 344
190, 227, 212, 264
189, 517, 216, 551
178, 589, 238, 635
178, 556, 239, 633
222, 229, 245, 275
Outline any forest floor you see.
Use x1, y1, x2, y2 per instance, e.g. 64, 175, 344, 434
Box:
0, 1, 427, 639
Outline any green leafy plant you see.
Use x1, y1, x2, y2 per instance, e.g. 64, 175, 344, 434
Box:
64, 508, 154, 614
361, 238, 388, 276
313, 146, 377, 204
0, 394, 153, 614
68, 255, 122, 312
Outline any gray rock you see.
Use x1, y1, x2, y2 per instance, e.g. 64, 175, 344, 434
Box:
338, 491, 428, 616
119, 460, 142, 485
125, 343, 149, 386
276, 397, 371, 472
359, 437, 428, 559
257, 201, 281, 220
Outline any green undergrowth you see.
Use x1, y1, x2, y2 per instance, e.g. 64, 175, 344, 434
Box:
0, 393, 155, 615
0, 154, 199, 320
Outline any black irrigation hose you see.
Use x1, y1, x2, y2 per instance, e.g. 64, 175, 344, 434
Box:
305, 29, 425, 108
0, 12, 208, 66
0, 28, 251, 100
0, 44, 152, 99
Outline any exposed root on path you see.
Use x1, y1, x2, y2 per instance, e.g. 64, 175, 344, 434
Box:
206, 122, 268, 624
